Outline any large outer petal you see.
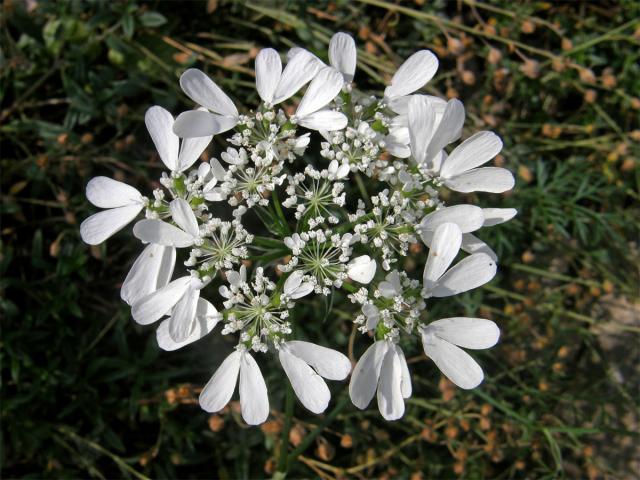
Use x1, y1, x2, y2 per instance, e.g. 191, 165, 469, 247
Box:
279, 347, 330, 414
329, 32, 356, 82
423, 223, 462, 291
482, 208, 518, 227
133, 219, 194, 248
297, 110, 347, 131
419, 204, 484, 234
440, 131, 503, 178
376, 347, 405, 420
179, 68, 238, 117
408, 95, 435, 164
145, 106, 179, 171
427, 318, 500, 350
444, 167, 515, 193
121, 244, 176, 306
349, 341, 389, 409
255, 48, 282, 103
239, 353, 269, 425
86, 177, 141, 209
285, 341, 351, 380
168, 287, 200, 342
80, 204, 143, 245
425, 99, 465, 166
273, 49, 322, 104
296, 67, 343, 118
177, 134, 212, 172
199, 351, 241, 412
384, 50, 438, 98
395, 345, 412, 399
173, 110, 238, 138
157, 298, 221, 351
430, 253, 496, 297
421, 333, 484, 389
461, 233, 497, 261
131, 276, 191, 325
170, 199, 199, 238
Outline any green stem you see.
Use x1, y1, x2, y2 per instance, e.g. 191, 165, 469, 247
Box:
276, 382, 295, 476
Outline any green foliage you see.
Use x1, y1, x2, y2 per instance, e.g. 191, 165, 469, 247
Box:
1, 0, 638, 478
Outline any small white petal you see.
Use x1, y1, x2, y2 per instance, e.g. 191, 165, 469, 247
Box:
430, 253, 496, 297
376, 347, 405, 421
425, 99, 465, 165
209, 158, 227, 181
283, 270, 303, 295
80, 204, 143, 245
362, 304, 380, 331
131, 276, 191, 325
121, 244, 176, 306
461, 233, 498, 261
347, 255, 377, 284
145, 106, 179, 171
279, 347, 330, 414
200, 351, 241, 412
444, 167, 515, 193
177, 134, 212, 172
421, 332, 484, 389
440, 131, 502, 178
423, 223, 462, 291
273, 49, 323, 104
285, 341, 351, 380
179, 68, 238, 117
482, 208, 518, 227
296, 67, 344, 118
173, 110, 238, 138
297, 110, 347, 131
427, 318, 500, 350
239, 352, 269, 425
255, 48, 282, 103
329, 32, 356, 82
168, 287, 200, 342
379, 270, 402, 298
384, 50, 438, 99
133, 219, 194, 248
419, 204, 484, 234
170, 198, 199, 238
157, 298, 221, 351
349, 341, 388, 409
86, 177, 141, 209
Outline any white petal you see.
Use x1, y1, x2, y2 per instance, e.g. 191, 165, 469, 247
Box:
273, 49, 323, 104
121, 244, 176, 306
133, 219, 194, 248
384, 50, 438, 98
145, 106, 179, 171
425, 99, 465, 165
86, 177, 141, 209
421, 332, 484, 389
430, 253, 496, 297
296, 67, 344, 118
199, 351, 241, 412
279, 347, 330, 414
179, 68, 238, 117
444, 167, 515, 193
408, 95, 435, 165
362, 304, 380, 331
297, 110, 347, 131
347, 255, 377, 284
329, 32, 356, 82
419, 204, 484, 234
170, 198, 199, 238
290, 283, 314, 299
255, 48, 282, 103
177, 134, 212, 172
168, 287, 200, 342
440, 131, 502, 178
80, 204, 143, 245
157, 298, 221, 351
385, 138, 411, 158
349, 341, 388, 409
173, 110, 238, 138
209, 158, 227, 181
395, 345, 412, 399
423, 223, 462, 291
482, 208, 518, 227
285, 341, 351, 380
131, 276, 191, 325
283, 270, 303, 295
461, 233, 498, 261
239, 353, 269, 425
376, 347, 405, 420
428, 318, 500, 349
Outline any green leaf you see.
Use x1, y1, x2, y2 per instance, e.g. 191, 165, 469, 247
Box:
139, 11, 167, 28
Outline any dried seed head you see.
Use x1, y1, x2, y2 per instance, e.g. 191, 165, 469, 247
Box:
260, 419, 282, 435
315, 437, 335, 461
208, 415, 225, 432
518, 165, 534, 184
289, 423, 307, 446
481, 403, 493, 416
521, 250, 535, 264
340, 433, 353, 448
81, 133, 94, 144
520, 58, 540, 79
601, 68, 617, 88
462, 70, 476, 85
561, 38, 573, 51
447, 37, 464, 55
520, 20, 535, 34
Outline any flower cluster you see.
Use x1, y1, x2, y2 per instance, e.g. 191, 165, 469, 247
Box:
81, 32, 515, 424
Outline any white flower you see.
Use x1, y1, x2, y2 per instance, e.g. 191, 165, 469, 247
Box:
347, 255, 377, 284
378, 270, 402, 298
328, 32, 356, 84
384, 50, 439, 113
349, 341, 412, 420
422, 223, 496, 298
131, 275, 207, 343
420, 317, 500, 389
121, 244, 176, 306
200, 348, 269, 425
173, 69, 240, 138
145, 106, 212, 172
282, 271, 314, 300
292, 66, 347, 131
278, 341, 351, 414
133, 198, 201, 248
439, 132, 515, 193
327, 159, 350, 180
156, 298, 221, 351
80, 177, 145, 245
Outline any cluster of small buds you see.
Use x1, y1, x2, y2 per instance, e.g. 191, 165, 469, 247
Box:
80, 31, 515, 425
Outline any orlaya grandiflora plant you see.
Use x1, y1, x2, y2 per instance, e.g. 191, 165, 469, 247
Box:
80, 32, 515, 425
